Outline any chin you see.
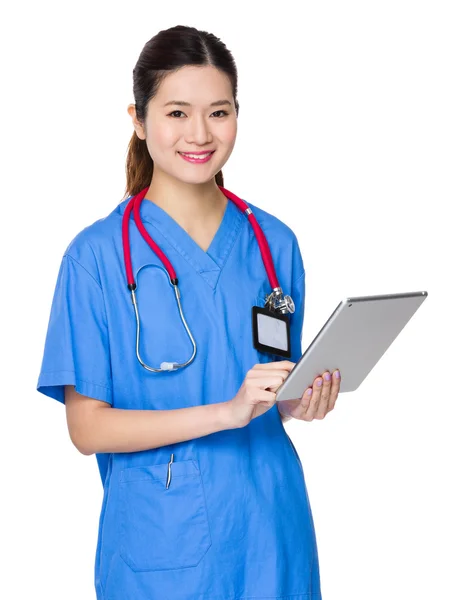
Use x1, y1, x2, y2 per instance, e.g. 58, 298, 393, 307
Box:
174, 170, 219, 185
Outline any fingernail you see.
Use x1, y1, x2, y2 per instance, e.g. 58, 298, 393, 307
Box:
335, 370, 341, 379
324, 372, 331, 381
316, 379, 323, 387
307, 388, 312, 395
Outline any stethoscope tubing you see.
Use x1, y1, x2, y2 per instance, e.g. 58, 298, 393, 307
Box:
122, 185, 280, 291
130, 267, 197, 372
121, 185, 284, 372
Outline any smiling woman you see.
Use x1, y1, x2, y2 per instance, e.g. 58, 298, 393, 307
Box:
36, 24, 322, 600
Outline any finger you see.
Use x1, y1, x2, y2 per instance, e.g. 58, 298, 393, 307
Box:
253, 360, 296, 373
315, 371, 332, 419
299, 387, 313, 413
259, 376, 286, 390
248, 369, 291, 382
245, 374, 284, 393
253, 388, 278, 403
304, 376, 323, 420
285, 387, 313, 420
327, 369, 341, 412
329, 369, 341, 410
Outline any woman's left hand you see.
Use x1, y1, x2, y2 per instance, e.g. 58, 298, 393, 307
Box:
278, 369, 341, 421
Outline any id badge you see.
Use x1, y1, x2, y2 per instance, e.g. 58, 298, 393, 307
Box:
252, 305, 292, 358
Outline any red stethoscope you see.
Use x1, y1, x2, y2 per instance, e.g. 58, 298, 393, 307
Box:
122, 185, 295, 372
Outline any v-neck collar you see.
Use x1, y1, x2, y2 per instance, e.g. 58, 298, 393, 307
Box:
118, 194, 245, 289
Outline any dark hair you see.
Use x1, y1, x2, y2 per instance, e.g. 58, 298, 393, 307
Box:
123, 25, 240, 199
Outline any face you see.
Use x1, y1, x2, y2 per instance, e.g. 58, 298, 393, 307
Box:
128, 65, 238, 185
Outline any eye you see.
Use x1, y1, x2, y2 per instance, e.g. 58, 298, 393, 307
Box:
168, 110, 229, 118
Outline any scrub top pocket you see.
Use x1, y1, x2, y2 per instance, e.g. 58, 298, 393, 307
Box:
118, 459, 212, 572
255, 285, 268, 309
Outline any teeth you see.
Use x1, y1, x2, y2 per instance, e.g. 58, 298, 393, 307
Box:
180, 152, 212, 159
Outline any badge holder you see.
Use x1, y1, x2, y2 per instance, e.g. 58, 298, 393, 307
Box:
252, 306, 291, 358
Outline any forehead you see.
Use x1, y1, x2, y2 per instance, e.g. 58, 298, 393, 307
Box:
155, 65, 232, 104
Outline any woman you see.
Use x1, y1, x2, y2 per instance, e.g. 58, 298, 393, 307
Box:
37, 24, 340, 600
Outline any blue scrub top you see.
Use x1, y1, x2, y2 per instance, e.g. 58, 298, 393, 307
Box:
37, 193, 322, 600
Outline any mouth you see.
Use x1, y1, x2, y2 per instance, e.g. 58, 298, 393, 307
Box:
178, 150, 215, 164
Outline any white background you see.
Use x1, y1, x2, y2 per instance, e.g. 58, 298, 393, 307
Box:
1, 1, 452, 598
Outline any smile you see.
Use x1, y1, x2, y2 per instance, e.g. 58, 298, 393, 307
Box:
178, 151, 215, 164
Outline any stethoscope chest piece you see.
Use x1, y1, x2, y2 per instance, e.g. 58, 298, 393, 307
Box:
264, 287, 295, 315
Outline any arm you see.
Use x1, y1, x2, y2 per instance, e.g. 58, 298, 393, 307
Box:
65, 386, 235, 455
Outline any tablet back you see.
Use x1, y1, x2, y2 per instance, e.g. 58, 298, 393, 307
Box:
276, 291, 428, 400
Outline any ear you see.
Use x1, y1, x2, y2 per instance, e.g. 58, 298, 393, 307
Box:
127, 104, 146, 140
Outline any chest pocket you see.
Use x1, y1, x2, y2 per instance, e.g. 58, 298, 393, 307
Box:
254, 283, 269, 310
118, 459, 212, 572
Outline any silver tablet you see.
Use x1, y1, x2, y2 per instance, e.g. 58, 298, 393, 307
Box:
275, 291, 428, 401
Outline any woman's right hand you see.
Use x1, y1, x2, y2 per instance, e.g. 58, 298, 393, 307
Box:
225, 360, 296, 429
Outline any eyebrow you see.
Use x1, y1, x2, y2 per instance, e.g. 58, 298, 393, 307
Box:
163, 99, 232, 107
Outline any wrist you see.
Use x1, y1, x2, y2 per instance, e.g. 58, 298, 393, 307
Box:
217, 400, 238, 430
277, 402, 293, 423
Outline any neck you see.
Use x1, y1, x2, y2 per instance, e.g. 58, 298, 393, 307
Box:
144, 168, 227, 229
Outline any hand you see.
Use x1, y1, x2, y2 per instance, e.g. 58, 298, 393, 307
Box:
226, 360, 295, 429
278, 370, 341, 422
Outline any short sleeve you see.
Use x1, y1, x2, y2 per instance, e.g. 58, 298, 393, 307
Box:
287, 232, 306, 362
289, 270, 306, 363
36, 254, 113, 405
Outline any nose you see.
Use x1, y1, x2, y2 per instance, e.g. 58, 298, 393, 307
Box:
184, 113, 213, 145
